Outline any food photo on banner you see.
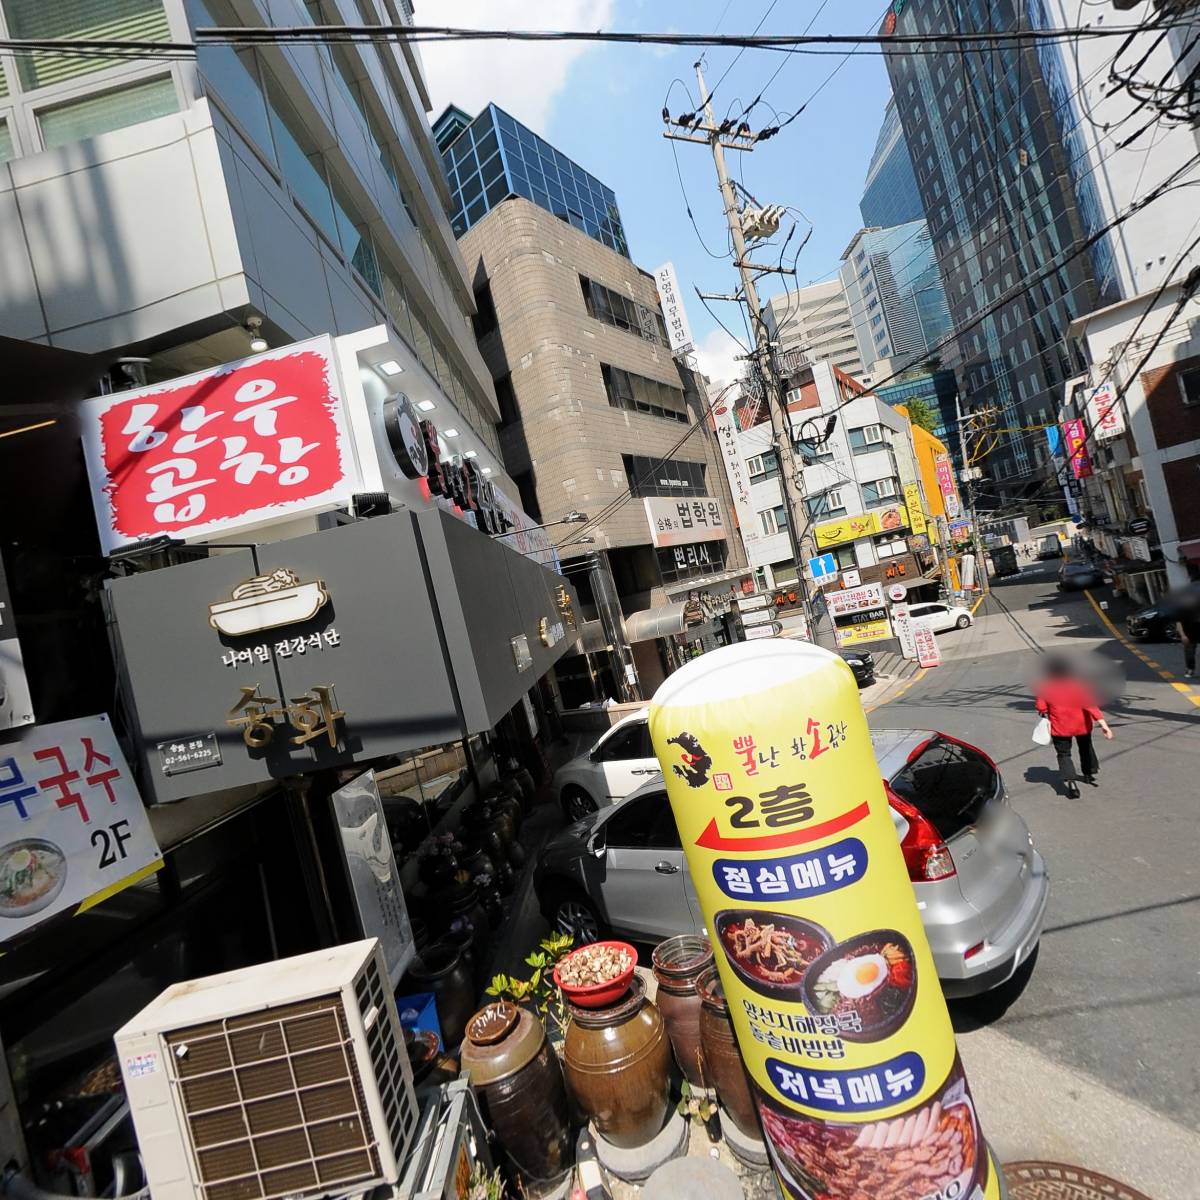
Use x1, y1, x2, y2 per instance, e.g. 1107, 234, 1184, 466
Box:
648, 641, 1000, 1199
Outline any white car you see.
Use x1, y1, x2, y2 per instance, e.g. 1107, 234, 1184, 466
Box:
553, 711, 662, 820
906, 601, 973, 632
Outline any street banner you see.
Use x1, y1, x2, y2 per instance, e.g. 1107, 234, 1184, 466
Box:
714, 399, 762, 548
903, 483, 927, 537
1085, 381, 1125, 442
913, 619, 942, 668
0, 714, 162, 945
891, 604, 917, 660
653, 261, 695, 355
649, 642, 1000, 1200
1062, 418, 1093, 479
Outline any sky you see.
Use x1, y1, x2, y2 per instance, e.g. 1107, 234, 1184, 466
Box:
419, 0, 894, 386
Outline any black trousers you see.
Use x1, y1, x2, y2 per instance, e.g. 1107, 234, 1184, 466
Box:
1185, 640, 1197, 672
1052, 733, 1098, 783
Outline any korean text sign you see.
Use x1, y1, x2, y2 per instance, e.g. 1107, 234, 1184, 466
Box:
80, 337, 357, 553
643, 495, 727, 548
1062, 418, 1093, 480
1085, 381, 1125, 442
649, 643, 998, 1199
0, 715, 162, 943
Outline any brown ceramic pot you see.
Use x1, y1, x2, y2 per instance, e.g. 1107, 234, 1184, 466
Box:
460, 1002, 574, 1189
406, 942, 475, 1049
697, 966, 762, 1141
651, 935, 713, 1088
562, 976, 671, 1148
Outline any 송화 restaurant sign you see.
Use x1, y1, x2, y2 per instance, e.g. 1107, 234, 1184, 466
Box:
0, 715, 162, 944
80, 336, 357, 553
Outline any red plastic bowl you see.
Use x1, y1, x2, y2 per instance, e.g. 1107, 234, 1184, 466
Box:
553, 940, 637, 1008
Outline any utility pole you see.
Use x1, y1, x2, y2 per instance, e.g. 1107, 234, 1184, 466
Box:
665, 62, 819, 639
954, 393, 990, 594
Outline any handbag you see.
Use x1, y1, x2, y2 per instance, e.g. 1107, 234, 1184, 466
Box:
1032, 716, 1052, 746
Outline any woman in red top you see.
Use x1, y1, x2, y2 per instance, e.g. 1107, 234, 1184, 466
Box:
1035, 655, 1114, 798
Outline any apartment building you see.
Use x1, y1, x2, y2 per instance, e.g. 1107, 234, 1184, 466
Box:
765, 280, 868, 381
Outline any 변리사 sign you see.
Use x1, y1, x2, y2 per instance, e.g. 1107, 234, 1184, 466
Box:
1085, 381, 1126, 442
649, 643, 1000, 1200
0, 715, 162, 944
653, 261, 695, 355
80, 336, 357, 553
644, 496, 727, 548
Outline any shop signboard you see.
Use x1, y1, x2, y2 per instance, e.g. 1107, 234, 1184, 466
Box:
834, 607, 893, 648
80, 336, 358, 553
741, 607, 778, 628
903, 484, 927, 537
643, 496, 727, 548
813, 505, 908, 549
1062, 418, 1093, 479
654, 261, 695, 355
887, 584, 908, 602
934, 454, 961, 519
0, 714, 162, 944
0, 554, 33, 731
1127, 536, 1152, 562
891, 604, 917, 660
1086, 380, 1126, 442
825, 583, 885, 619
714, 402, 761, 548
840, 570, 861, 588
738, 594, 771, 612
744, 623, 783, 640
649, 642, 1001, 1200
913, 619, 942, 667
331, 769, 415, 987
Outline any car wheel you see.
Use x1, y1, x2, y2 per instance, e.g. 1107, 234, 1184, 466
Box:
561, 786, 597, 823
551, 891, 604, 945
956, 615, 971, 629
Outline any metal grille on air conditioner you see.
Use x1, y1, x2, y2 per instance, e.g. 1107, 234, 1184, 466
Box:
116, 940, 417, 1200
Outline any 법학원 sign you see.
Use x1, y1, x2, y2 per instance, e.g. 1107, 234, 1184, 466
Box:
0, 715, 162, 944
644, 496, 727, 548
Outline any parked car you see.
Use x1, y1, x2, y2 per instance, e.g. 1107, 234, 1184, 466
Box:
839, 647, 876, 687
536, 729, 1048, 998
906, 601, 974, 632
1126, 583, 1200, 640
553, 710, 661, 821
1058, 561, 1103, 591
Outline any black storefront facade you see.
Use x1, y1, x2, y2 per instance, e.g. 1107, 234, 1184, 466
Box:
0, 499, 578, 1189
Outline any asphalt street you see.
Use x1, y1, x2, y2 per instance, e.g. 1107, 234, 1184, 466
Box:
868, 562, 1200, 1136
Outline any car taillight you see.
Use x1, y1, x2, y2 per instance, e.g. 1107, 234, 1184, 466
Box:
887, 786, 957, 882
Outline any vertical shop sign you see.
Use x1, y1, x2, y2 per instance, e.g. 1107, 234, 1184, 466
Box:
0, 715, 162, 944
331, 769, 415, 987
934, 453, 961, 519
1062, 419, 1093, 479
714, 401, 761, 547
653, 261, 695, 355
891, 604, 917, 661
1085, 381, 1125, 442
0, 554, 33, 731
912, 619, 942, 668
902, 483, 927, 537
649, 643, 999, 1199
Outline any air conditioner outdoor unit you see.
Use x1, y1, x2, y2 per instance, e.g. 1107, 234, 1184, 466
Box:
115, 939, 418, 1200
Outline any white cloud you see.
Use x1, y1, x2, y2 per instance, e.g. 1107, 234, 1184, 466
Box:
419, 0, 615, 130
693, 327, 747, 390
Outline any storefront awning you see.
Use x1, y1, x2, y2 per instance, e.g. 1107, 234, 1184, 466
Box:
626, 602, 690, 643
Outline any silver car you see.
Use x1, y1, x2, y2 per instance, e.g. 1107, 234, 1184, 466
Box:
535, 728, 1048, 998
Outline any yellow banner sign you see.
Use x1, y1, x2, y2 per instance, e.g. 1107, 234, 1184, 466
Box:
903, 484, 927, 537
835, 618, 893, 647
813, 505, 909, 549
649, 643, 1000, 1200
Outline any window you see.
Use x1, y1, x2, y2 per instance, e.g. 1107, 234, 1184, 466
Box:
875, 533, 907, 559
602, 791, 681, 851
622, 454, 706, 498
862, 477, 901, 507
38, 75, 178, 149
593, 720, 653, 763
601, 364, 688, 423
1178, 366, 1200, 407
264, 71, 338, 244
331, 180, 381, 296
0, 119, 13, 163
832, 545, 857, 570
6, 0, 170, 91
580, 276, 667, 347
656, 540, 727, 586
473, 280, 498, 338
888, 737, 996, 840
805, 488, 845, 519
848, 425, 886, 453
746, 450, 780, 481
759, 505, 789, 535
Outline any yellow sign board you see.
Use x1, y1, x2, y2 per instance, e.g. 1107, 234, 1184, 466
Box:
903, 484, 927, 537
835, 618, 893, 647
649, 643, 1000, 1200
813, 505, 909, 549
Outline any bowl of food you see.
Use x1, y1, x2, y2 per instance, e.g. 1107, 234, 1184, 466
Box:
713, 909, 832, 1001
0, 839, 68, 918
802, 929, 917, 1042
553, 940, 636, 1008
756, 1068, 984, 1200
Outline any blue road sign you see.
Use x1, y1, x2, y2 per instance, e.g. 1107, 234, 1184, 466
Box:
809, 553, 837, 580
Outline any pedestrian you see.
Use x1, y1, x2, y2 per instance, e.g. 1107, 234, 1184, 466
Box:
1034, 654, 1113, 798
1177, 594, 1200, 679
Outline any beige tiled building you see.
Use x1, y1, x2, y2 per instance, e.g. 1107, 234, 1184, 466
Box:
457, 197, 749, 700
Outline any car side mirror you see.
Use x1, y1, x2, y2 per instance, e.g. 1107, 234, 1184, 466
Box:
588, 825, 607, 857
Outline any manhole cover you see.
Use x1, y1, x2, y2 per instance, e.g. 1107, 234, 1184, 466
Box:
1003, 1161, 1155, 1200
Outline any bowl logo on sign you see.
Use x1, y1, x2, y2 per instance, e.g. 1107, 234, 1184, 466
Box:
665, 731, 712, 788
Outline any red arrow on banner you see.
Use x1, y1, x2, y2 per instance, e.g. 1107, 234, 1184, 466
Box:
695, 801, 871, 852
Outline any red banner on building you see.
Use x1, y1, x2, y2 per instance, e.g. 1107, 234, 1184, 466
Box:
1062, 418, 1093, 480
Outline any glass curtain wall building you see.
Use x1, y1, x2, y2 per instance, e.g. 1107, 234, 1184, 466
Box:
860, 97, 926, 228
840, 221, 954, 374
874, 368, 964, 472
882, 0, 1103, 496
433, 103, 630, 256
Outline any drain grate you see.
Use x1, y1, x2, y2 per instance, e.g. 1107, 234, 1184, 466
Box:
1003, 1161, 1155, 1200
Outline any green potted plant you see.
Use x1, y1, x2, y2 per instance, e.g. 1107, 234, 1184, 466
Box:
485, 931, 575, 1042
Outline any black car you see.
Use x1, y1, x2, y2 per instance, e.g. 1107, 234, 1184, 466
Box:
839, 648, 876, 686
1126, 584, 1200, 640
1058, 561, 1103, 591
